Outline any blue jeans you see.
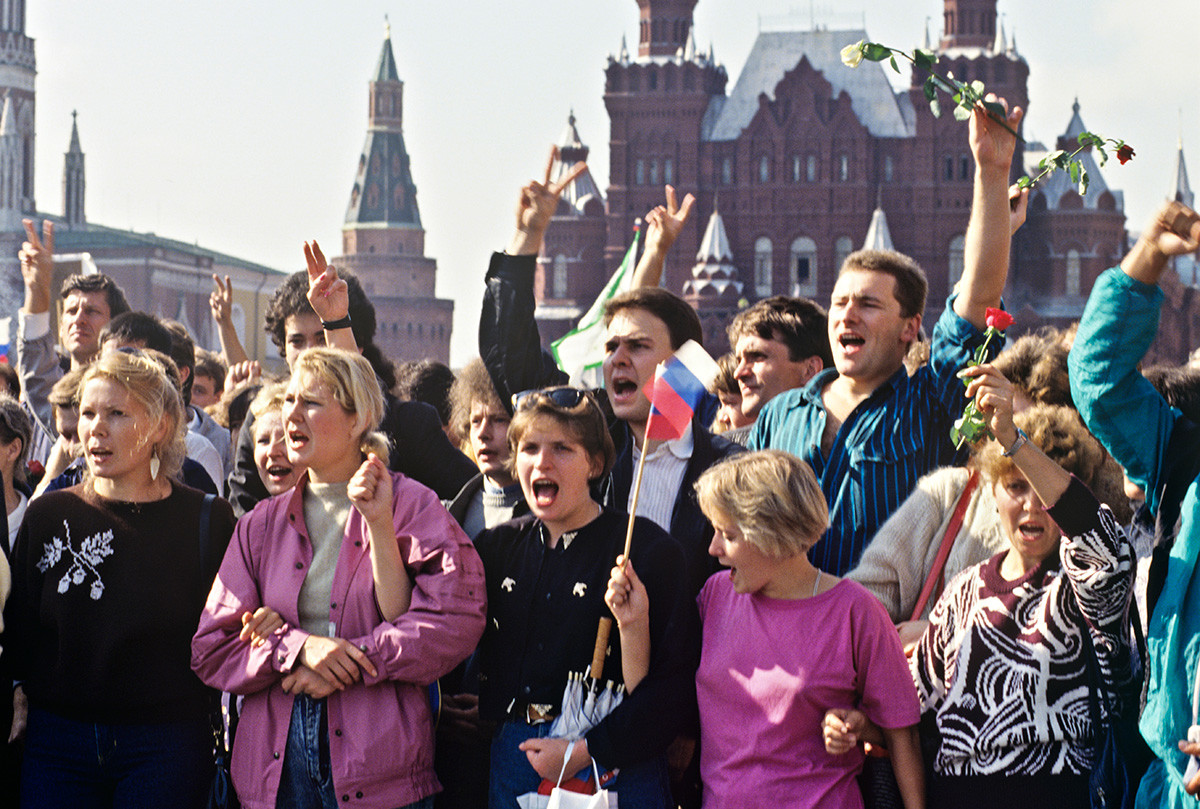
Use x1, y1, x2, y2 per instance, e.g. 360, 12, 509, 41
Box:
488, 721, 672, 809
276, 695, 434, 809
20, 705, 212, 809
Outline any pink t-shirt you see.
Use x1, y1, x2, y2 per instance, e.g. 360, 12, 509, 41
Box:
697, 574, 919, 809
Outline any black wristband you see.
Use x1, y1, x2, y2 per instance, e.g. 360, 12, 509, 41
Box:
321, 315, 352, 331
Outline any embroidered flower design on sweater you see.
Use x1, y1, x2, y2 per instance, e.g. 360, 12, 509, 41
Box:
36, 520, 115, 600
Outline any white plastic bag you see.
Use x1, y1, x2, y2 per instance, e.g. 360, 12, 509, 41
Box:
545, 740, 615, 809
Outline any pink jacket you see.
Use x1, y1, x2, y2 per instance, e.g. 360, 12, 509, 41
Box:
191, 472, 486, 809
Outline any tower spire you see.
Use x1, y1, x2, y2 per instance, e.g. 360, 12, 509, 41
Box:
346, 28, 420, 229
1176, 138, 1194, 209
862, 201, 894, 252
373, 23, 399, 82
335, 28, 453, 365
0, 91, 21, 229
64, 110, 85, 225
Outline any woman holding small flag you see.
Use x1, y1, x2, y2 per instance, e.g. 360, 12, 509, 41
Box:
473, 385, 700, 809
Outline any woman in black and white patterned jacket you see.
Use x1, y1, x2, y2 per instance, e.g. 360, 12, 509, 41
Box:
910, 364, 1135, 809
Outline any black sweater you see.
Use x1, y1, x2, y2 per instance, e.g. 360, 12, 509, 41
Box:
3, 483, 235, 723
474, 510, 700, 770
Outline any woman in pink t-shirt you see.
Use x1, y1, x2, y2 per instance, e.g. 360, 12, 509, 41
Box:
692, 450, 923, 809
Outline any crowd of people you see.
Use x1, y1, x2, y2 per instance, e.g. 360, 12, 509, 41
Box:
0, 91, 1199, 809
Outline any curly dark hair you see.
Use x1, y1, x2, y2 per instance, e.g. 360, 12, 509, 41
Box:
448, 358, 505, 445
395, 360, 455, 427
977, 404, 1105, 490
992, 327, 1073, 408
263, 269, 395, 390
1144, 364, 1200, 425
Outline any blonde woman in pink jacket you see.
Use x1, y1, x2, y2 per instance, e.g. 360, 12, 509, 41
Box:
192, 348, 487, 809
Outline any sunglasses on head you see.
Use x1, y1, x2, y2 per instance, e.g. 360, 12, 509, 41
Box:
511, 386, 589, 412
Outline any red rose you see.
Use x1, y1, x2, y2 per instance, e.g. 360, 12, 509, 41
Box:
985, 307, 1013, 330
1117, 144, 1135, 165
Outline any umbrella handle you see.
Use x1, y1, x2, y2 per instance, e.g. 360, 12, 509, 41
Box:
590, 617, 613, 680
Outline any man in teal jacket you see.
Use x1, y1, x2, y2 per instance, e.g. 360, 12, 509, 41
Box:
1069, 200, 1200, 807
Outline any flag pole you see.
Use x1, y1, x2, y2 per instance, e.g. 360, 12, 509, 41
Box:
591, 364, 662, 682
622, 424, 653, 563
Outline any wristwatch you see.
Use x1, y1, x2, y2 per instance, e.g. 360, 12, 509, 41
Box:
321, 315, 352, 331
1002, 428, 1029, 457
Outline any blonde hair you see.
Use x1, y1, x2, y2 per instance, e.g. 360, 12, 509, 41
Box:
79, 350, 187, 482
695, 450, 830, 558
291, 347, 390, 464
48, 365, 87, 410
249, 381, 289, 420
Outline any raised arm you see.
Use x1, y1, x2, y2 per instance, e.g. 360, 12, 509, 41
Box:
304, 241, 358, 353
605, 554, 651, 692
344, 483, 487, 688
481, 148, 583, 408
1069, 202, 1200, 510
1122, 201, 1200, 286
16, 219, 62, 437
629, 185, 695, 289
585, 536, 700, 770
209, 274, 250, 366
19, 218, 52, 319
954, 97, 1024, 329
348, 455, 413, 623
505, 147, 586, 256
965, 362, 1069, 506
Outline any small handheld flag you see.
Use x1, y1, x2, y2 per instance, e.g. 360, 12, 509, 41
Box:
598, 340, 720, 680
644, 340, 720, 442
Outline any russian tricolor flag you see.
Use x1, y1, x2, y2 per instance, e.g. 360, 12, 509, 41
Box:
644, 340, 720, 442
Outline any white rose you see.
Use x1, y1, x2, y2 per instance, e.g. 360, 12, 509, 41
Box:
841, 40, 865, 68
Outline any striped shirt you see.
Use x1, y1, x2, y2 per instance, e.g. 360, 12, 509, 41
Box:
749, 298, 997, 575
628, 422, 693, 531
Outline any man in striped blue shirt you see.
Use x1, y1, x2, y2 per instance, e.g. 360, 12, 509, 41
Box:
749, 97, 1024, 576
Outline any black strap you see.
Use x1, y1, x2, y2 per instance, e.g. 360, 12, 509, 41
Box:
195, 493, 234, 761
1077, 611, 1112, 739
197, 493, 216, 602
1073, 584, 1140, 734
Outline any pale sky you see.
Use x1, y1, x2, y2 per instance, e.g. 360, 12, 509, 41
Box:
26, 0, 1200, 365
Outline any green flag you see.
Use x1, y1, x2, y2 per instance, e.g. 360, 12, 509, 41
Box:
551, 225, 642, 387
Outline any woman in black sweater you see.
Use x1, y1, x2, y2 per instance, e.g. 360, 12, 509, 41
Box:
474, 387, 699, 809
3, 349, 235, 809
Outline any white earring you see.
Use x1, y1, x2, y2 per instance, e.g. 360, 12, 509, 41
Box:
149, 452, 160, 481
